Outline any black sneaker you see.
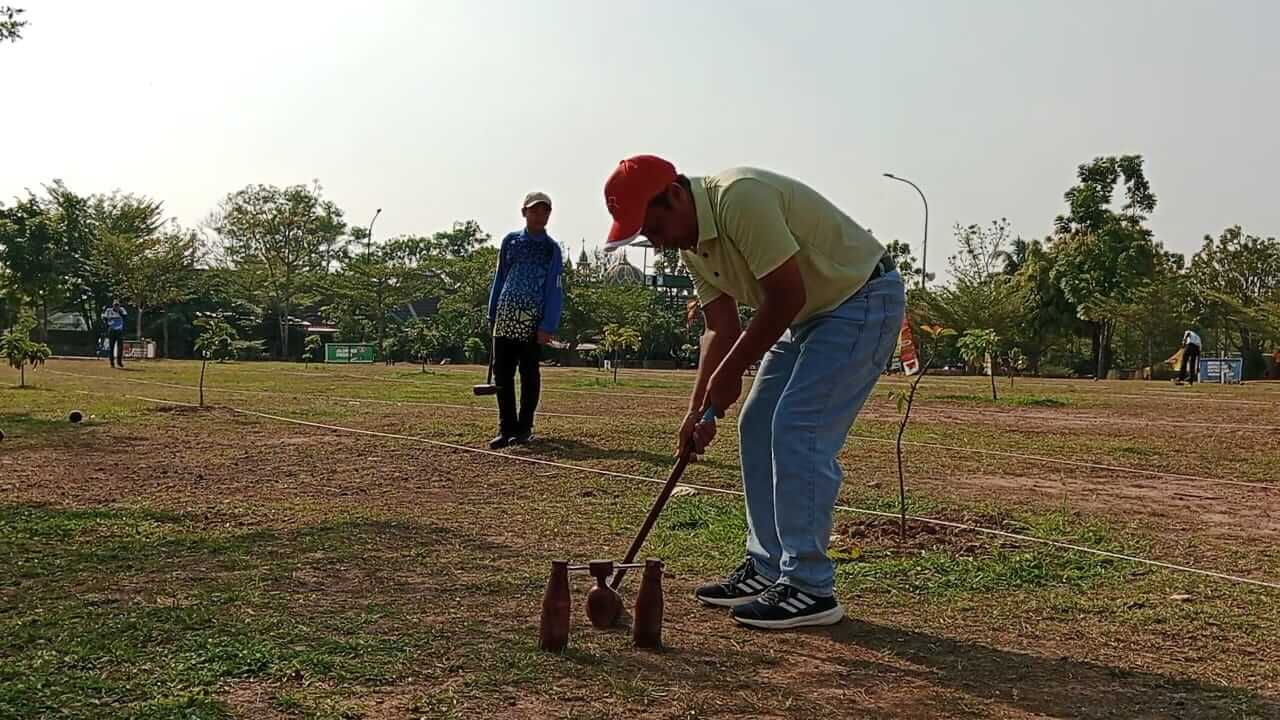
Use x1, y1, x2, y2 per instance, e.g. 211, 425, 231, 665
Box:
731, 583, 844, 630
489, 435, 512, 450
510, 430, 535, 445
694, 560, 771, 608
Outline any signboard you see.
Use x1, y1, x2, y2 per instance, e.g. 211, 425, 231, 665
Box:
122, 339, 156, 359
324, 343, 375, 364
897, 316, 920, 375
1198, 357, 1242, 384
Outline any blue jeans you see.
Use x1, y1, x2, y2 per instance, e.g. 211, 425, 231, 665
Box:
737, 270, 906, 596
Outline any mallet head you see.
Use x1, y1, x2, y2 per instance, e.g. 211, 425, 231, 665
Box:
585, 560, 622, 629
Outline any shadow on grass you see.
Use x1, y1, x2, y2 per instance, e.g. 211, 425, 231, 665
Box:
0, 410, 87, 441
804, 619, 1277, 719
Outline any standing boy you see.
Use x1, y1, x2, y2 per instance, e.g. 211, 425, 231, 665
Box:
486, 192, 563, 449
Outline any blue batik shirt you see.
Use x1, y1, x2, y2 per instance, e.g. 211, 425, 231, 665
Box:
487, 230, 563, 341
103, 306, 127, 332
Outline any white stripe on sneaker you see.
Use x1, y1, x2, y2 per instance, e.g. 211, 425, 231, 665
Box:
795, 594, 816, 607
737, 582, 757, 593
744, 578, 765, 591
779, 599, 804, 613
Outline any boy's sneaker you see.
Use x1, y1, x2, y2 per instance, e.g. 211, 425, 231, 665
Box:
731, 583, 844, 629
694, 560, 771, 608
511, 430, 535, 445
488, 435, 512, 450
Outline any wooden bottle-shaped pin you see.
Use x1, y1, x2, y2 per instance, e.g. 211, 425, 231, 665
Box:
539, 560, 571, 652
586, 560, 622, 628
632, 558, 664, 649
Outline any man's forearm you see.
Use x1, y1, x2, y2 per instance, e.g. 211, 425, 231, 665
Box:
689, 327, 739, 413
715, 296, 801, 381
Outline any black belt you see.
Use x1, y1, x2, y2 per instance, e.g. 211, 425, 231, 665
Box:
868, 253, 895, 281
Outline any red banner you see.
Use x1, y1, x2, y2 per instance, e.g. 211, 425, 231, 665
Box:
897, 316, 920, 375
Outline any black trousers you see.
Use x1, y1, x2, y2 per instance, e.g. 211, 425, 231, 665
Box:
493, 337, 541, 435
108, 330, 125, 366
1179, 343, 1200, 383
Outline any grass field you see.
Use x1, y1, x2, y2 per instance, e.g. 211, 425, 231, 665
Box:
3, 358, 1279, 719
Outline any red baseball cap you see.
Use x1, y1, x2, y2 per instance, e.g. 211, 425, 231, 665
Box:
604, 155, 677, 251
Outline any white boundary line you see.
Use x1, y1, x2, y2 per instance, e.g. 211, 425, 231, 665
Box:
48, 368, 1279, 493
115, 392, 1280, 592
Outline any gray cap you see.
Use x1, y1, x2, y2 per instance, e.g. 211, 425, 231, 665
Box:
522, 191, 552, 209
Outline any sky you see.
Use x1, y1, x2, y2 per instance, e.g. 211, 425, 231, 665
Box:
4, 0, 1278, 280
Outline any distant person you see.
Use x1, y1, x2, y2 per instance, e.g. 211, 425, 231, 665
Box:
485, 192, 563, 449
102, 300, 127, 368
1177, 328, 1202, 385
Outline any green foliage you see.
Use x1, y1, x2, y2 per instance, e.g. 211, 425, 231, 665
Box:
302, 334, 322, 366
1, 5, 26, 43
600, 324, 642, 357
958, 329, 1001, 400
464, 337, 486, 364
193, 317, 237, 362
1189, 226, 1280, 378
208, 182, 346, 358
1, 312, 51, 387
884, 238, 935, 284
925, 220, 1021, 354
401, 319, 439, 371
0, 185, 80, 341
88, 193, 198, 341
1051, 155, 1159, 378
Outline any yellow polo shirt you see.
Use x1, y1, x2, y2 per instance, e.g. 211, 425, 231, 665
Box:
681, 167, 886, 324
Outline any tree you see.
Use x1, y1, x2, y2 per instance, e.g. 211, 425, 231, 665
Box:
925, 220, 1020, 344
208, 183, 346, 359
958, 329, 1001, 400
600, 324, 641, 382
331, 243, 420, 359
193, 316, 236, 407
1096, 249, 1193, 373
88, 193, 198, 349
1051, 156, 1158, 379
1, 312, 50, 388
1005, 348, 1026, 387
1, 6, 26, 43
303, 334, 322, 368
886, 324, 955, 540
0, 187, 78, 342
465, 337, 486, 365
1189, 226, 1280, 378
884, 238, 935, 284
402, 319, 439, 372
1007, 239, 1079, 374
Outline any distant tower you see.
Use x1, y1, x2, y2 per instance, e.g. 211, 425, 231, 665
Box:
578, 239, 590, 268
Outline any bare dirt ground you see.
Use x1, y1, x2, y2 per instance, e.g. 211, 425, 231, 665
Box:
3, 359, 1278, 719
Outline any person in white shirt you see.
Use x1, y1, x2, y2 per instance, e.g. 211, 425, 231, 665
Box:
1177, 329, 1202, 385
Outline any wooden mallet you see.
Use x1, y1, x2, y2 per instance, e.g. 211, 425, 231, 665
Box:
473, 337, 498, 396
610, 406, 716, 590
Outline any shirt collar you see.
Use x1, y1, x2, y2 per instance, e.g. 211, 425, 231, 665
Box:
690, 177, 718, 247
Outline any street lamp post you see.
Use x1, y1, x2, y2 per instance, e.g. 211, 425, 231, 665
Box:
366, 208, 382, 255
882, 173, 928, 289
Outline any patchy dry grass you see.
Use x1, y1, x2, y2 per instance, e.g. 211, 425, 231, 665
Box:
1, 359, 1278, 718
